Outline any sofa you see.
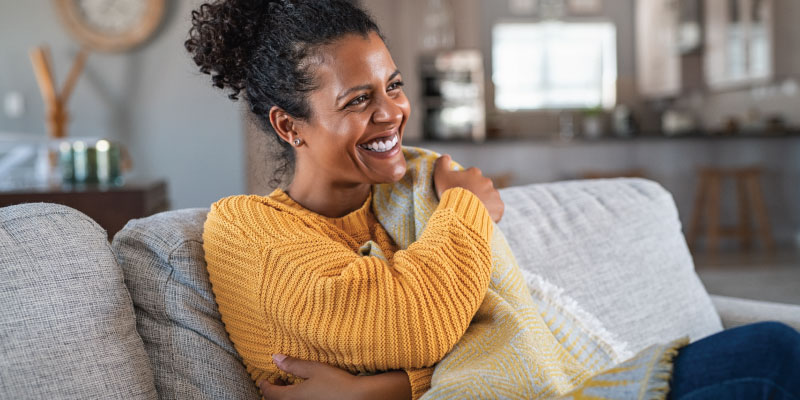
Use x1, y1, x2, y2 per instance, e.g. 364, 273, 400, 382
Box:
2, 178, 799, 399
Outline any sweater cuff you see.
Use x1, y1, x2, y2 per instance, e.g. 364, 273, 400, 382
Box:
438, 187, 494, 242
405, 367, 434, 400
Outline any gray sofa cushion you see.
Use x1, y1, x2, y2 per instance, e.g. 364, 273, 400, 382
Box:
112, 209, 259, 400
498, 179, 723, 354
0, 203, 157, 399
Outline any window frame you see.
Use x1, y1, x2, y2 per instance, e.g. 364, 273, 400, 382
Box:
489, 19, 619, 112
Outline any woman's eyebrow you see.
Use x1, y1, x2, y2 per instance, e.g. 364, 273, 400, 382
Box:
336, 69, 402, 102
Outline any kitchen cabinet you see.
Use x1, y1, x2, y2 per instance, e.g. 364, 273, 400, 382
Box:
704, 0, 773, 89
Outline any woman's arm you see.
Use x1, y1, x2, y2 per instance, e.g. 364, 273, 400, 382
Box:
260, 188, 493, 367
260, 354, 417, 400
205, 187, 493, 367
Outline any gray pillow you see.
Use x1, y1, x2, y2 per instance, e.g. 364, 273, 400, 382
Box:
112, 208, 259, 400
0, 203, 157, 399
498, 178, 723, 355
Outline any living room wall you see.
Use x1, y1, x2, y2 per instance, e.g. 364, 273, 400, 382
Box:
0, 0, 246, 209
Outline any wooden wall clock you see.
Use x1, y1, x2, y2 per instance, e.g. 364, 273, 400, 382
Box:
54, 0, 166, 52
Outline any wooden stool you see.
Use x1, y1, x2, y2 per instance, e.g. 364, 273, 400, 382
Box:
687, 167, 774, 252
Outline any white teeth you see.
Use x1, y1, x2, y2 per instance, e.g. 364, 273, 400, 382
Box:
361, 135, 398, 153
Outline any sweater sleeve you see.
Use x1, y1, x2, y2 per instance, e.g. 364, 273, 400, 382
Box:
405, 367, 434, 400
204, 187, 493, 385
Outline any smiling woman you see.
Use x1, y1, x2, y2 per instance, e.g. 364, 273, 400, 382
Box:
185, 0, 503, 399
273, 32, 411, 217
186, 2, 800, 400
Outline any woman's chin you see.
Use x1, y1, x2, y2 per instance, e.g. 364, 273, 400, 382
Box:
368, 158, 407, 184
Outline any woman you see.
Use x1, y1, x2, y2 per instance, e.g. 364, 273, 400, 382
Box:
187, 1, 800, 399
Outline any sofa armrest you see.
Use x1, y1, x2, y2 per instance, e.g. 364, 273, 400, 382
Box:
711, 295, 800, 331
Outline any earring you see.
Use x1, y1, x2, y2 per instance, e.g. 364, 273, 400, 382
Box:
293, 138, 303, 147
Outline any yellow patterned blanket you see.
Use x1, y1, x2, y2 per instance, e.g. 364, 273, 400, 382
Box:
372, 147, 687, 399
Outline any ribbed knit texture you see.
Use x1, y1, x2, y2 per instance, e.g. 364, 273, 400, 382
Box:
370, 147, 688, 400
203, 185, 494, 399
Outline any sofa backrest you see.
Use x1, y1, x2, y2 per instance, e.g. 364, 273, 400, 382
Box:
497, 178, 722, 354
0, 203, 157, 399
112, 208, 260, 400
112, 178, 722, 398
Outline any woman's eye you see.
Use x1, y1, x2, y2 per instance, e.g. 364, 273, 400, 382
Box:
348, 95, 368, 107
388, 81, 404, 91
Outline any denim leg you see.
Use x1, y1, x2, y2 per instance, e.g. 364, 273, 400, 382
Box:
668, 321, 800, 400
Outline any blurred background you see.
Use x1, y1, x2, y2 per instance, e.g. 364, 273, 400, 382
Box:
0, 0, 798, 301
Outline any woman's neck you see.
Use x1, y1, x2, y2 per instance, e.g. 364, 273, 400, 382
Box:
286, 178, 371, 218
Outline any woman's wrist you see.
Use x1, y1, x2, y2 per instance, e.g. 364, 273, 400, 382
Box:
355, 370, 412, 400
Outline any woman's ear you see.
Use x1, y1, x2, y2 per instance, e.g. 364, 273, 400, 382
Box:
269, 106, 300, 145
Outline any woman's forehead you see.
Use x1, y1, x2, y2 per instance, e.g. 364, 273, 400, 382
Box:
314, 32, 398, 92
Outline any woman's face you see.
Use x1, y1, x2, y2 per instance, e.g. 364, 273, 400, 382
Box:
293, 31, 410, 186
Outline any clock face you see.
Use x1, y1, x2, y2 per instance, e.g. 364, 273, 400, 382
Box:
78, 0, 149, 34
55, 0, 165, 52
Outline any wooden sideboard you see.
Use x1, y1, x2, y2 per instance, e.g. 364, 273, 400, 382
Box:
0, 180, 169, 239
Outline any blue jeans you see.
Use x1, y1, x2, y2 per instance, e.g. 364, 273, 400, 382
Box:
668, 321, 800, 399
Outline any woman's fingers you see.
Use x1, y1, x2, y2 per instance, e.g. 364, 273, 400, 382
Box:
259, 379, 290, 399
273, 354, 318, 380
259, 356, 365, 399
434, 154, 452, 172
433, 154, 505, 222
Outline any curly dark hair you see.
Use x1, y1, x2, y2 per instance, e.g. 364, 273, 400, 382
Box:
185, 0, 381, 186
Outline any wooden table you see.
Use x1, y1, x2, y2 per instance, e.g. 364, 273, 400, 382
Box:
0, 180, 169, 239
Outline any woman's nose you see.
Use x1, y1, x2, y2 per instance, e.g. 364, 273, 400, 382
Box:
372, 94, 405, 125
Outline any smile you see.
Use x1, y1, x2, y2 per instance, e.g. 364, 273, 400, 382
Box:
358, 134, 399, 153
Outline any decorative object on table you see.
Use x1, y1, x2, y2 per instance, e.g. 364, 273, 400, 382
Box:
420, 50, 486, 141
58, 139, 124, 186
765, 114, 787, 133
722, 116, 741, 135
558, 111, 576, 141
29, 46, 88, 139
687, 166, 775, 253
661, 108, 696, 136
581, 106, 605, 139
612, 104, 638, 137
53, 0, 166, 52
420, 0, 455, 52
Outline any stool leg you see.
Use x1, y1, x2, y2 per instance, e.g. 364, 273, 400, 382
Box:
687, 172, 707, 250
746, 173, 775, 251
736, 174, 752, 250
706, 175, 722, 253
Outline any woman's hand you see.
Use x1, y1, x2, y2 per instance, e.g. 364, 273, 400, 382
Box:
259, 354, 411, 400
433, 154, 504, 223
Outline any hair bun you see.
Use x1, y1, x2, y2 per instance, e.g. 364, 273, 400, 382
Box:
185, 0, 275, 100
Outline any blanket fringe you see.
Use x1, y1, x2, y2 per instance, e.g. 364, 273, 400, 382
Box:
642, 337, 689, 400
521, 269, 634, 363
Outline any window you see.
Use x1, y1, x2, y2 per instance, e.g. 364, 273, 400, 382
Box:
492, 21, 617, 110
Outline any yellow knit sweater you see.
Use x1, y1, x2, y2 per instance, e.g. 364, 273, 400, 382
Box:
202, 187, 494, 399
